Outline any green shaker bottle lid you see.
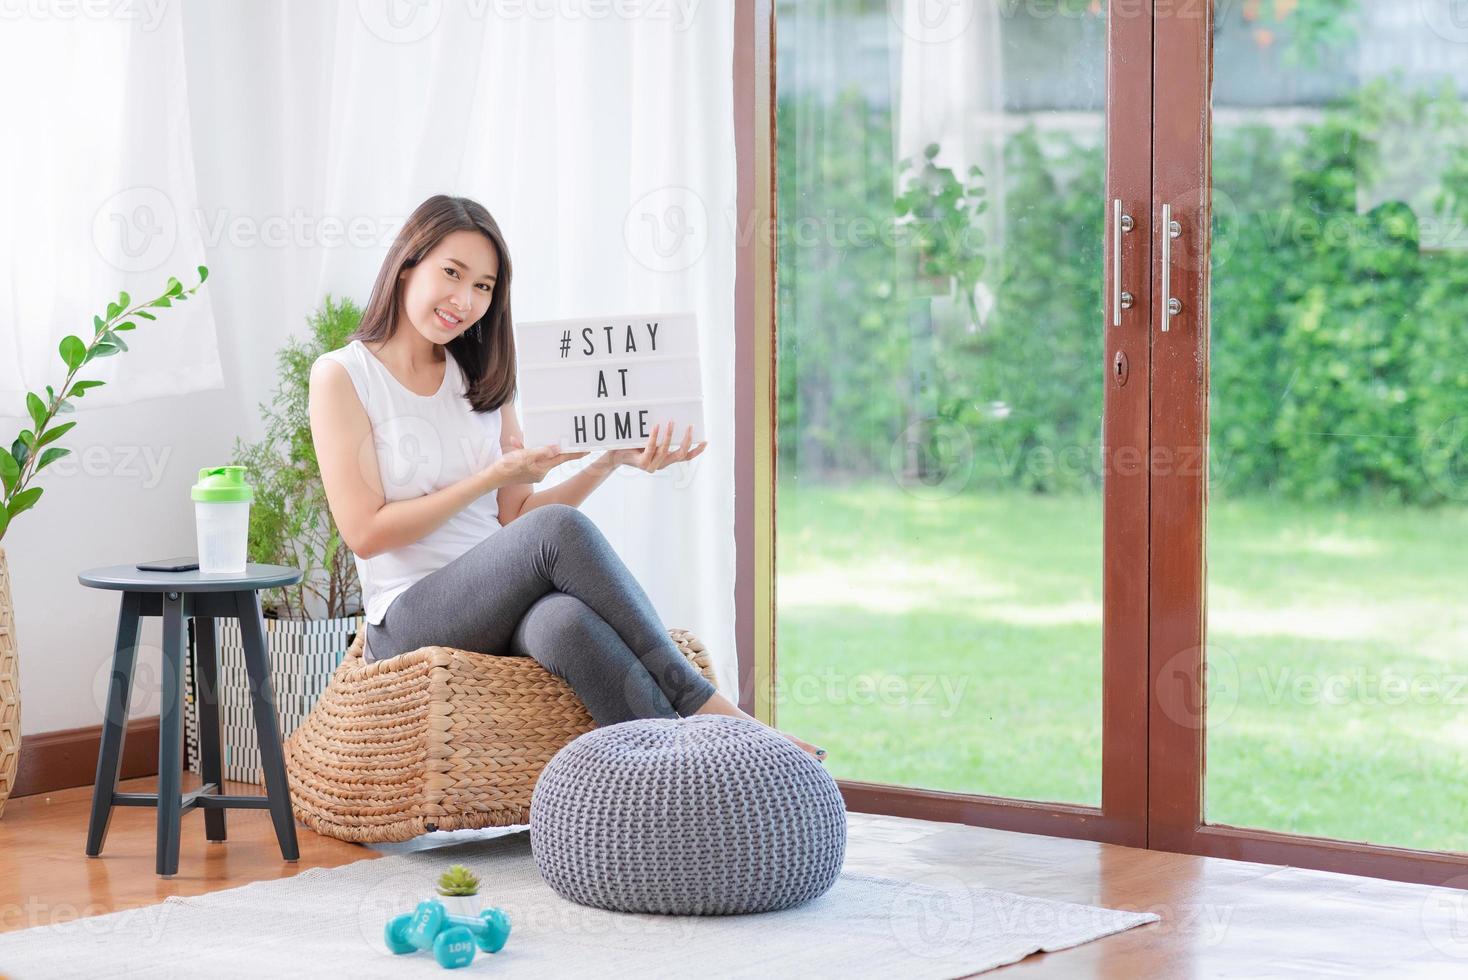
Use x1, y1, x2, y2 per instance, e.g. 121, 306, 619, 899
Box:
191, 465, 254, 503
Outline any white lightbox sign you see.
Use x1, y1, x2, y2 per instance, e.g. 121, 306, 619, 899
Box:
513, 312, 704, 452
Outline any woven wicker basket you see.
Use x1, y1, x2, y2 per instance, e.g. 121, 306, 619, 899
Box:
283, 625, 718, 843
0, 548, 18, 819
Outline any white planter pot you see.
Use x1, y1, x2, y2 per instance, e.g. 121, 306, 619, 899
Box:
436, 894, 486, 920
185, 612, 363, 785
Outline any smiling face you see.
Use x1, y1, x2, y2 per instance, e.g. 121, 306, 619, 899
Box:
396, 228, 500, 343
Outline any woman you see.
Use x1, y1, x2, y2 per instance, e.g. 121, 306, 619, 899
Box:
309, 194, 826, 761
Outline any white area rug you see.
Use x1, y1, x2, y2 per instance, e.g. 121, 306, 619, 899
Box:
0, 830, 1158, 978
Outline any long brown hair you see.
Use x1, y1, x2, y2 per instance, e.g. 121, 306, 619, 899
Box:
351, 194, 515, 413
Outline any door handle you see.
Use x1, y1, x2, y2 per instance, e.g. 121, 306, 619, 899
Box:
1160, 204, 1182, 332
1112, 198, 1133, 327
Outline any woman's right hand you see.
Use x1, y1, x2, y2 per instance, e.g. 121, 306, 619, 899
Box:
489, 436, 589, 485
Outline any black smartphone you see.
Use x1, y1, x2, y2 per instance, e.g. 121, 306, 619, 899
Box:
136, 557, 200, 572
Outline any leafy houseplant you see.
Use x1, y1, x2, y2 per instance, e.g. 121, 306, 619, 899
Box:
231, 294, 364, 619
436, 864, 484, 919
894, 141, 988, 317
182, 295, 365, 785
0, 268, 210, 817
892, 142, 988, 486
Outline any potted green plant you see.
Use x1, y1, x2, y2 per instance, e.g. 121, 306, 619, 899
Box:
436, 864, 484, 919
233, 293, 364, 622
0, 268, 210, 817
182, 295, 366, 785
892, 142, 988, 486
894, 141, 988, 313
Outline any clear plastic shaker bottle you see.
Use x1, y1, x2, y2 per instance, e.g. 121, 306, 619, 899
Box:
190, 465, 253, 574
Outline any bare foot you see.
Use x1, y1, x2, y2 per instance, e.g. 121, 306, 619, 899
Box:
745, 718, 828, 763
779, 730, 829, 764
691, 691, 828, 763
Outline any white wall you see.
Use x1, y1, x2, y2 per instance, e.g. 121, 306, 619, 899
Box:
6, 4, 339, 731
4, 1, 737, 736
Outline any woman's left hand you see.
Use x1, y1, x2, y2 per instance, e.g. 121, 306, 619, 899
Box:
599, 422, 707, 474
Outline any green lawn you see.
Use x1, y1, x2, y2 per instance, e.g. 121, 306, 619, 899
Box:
775, 480, 1468, 853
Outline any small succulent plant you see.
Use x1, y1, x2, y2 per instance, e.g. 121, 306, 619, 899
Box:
436, 864, 481, 897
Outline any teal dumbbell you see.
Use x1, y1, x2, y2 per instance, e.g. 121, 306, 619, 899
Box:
384, 913, 417, 955
433, 926, 478, 969
384, 899, 512, 968
470, 908, 511, 953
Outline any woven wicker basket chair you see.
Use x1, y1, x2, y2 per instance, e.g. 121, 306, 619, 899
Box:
283, 626, 718, 844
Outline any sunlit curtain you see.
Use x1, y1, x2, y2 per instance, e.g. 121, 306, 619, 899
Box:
0, 13, 222, 409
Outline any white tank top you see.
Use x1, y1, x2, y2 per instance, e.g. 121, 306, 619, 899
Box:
314, 339, 504, 636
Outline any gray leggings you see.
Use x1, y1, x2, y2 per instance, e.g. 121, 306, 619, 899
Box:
363, 503, 718, 725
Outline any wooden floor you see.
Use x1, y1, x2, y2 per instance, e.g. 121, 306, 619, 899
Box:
2, 774, 1465, 976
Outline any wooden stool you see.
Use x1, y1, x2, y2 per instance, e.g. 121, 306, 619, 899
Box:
79, 562, 303, 878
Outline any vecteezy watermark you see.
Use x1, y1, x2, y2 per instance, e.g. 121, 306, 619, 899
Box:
40, 443, 172, 489
997, 0, 1122, 22
1156, 644, 1241, 730
89, 641, 183, 722
0, 0, 171, 30
1254, 666, 1468, 709
481, 0, 701, 28
354, 409, 709, 496
356, 0, 442, 43
543, 435, 709, 491
711, 178, 1465, 272
621, 658, 712, 723
774, 667, 971, 718
884, 416, 1224, 500
89, 630, 293, 723
889, 416, 976, 502
0, 895, 176, 943
367, 415, 448, 488
1106, 899, 1235, 947
194, 208, 402, 251
1423, 416, 1468, 503
888, 0, 977, 46
92, 187, 178, 274
1421, 873, 1468, 960
888, 871, 979, 959
357, 0, 702, 44
1210, 189, 1468, 272
630, 189, 993, 273
499, 890, 701, 942
1419, 0, 1468, 45
760, 204, 988, 256
919, 0, 1213, 28
887, 870, 1175, 960
92, 188, 407, 273
623, 185, 709, 273
1158, 648, 1468, 732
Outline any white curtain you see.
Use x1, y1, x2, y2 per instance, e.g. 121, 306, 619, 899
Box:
3, 1, 739, 696
0, 12, 222, 409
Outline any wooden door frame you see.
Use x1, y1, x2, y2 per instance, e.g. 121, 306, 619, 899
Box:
1146, 2, 1468, 888
733, 0, 774, 729
736, 0, 1153, 849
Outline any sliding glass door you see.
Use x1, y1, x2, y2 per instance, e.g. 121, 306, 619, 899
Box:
768, 0, 1149, 843
1205, 0, 1468, 854
760, 0, 1468, 884
1146, 0, 1468, 883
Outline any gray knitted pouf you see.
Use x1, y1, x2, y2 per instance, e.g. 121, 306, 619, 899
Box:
529, 715, 846, 916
